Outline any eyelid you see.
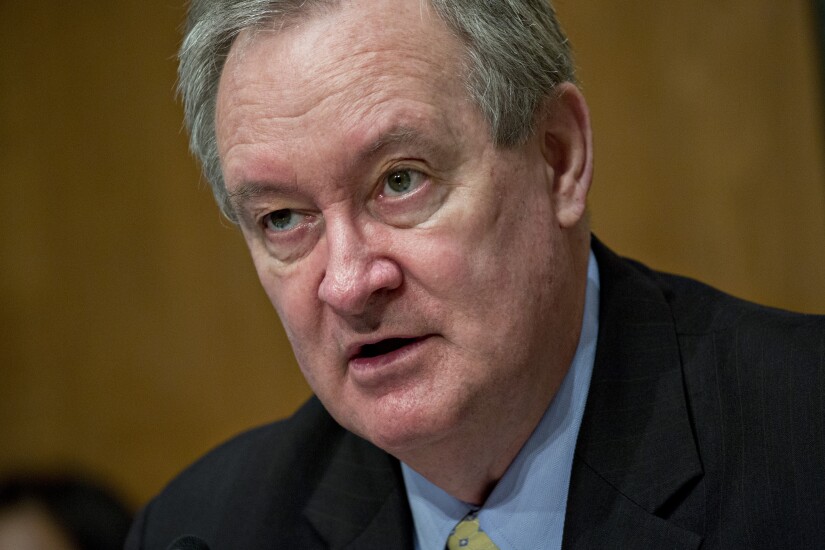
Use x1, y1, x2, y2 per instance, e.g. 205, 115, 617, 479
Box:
255, 208, 323, 264
259, 209, 317, 232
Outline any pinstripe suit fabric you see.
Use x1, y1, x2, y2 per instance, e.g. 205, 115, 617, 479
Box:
126, 239, 825, 549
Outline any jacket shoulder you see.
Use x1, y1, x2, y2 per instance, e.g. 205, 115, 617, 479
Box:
624, 255, 825, 337
126, 397, 345, 549
590, 239, 825, 546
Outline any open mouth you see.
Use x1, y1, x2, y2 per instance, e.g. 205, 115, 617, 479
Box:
357, 337, 421, 359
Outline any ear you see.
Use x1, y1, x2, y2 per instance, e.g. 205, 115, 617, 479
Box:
537, 82, 594, 228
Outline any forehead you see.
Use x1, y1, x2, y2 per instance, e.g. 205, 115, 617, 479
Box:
223, 0, 462, 88
215, 0, 476, 180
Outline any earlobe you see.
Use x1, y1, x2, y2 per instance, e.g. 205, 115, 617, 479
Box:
539, 83, 594, 228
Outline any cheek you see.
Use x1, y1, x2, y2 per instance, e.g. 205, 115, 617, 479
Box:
256, 265, 333, 391
399, 182, 559, 343
249, 250, 324, 354
396, 234, 467, 287
411, 184, 554, 293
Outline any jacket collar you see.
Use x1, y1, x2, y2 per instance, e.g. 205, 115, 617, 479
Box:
301, 238, 703, 549
303, 430, 414, 549
562, 238, 703, 549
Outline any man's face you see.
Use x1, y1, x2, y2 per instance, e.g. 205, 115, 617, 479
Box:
216, 0, 586, 456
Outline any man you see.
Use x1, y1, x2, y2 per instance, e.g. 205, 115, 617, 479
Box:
126, 0, 825, 548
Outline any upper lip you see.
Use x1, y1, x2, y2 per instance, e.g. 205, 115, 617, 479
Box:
345, 334, 430, 360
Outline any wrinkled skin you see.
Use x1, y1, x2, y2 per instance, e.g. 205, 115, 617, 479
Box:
216, 0, 592, 502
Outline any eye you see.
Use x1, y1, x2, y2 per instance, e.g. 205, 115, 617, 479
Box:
382, 169, 426, 197
264, 209, 305, 232
256, 208, 320, 263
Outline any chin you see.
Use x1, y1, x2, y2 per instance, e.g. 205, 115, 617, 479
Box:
348, 392, 459, 456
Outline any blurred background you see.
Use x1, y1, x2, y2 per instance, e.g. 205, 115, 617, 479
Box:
1, 0, 824, 513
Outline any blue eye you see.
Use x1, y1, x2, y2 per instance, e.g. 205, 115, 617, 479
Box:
264, 209, 303, 232
383, 169, 425, 197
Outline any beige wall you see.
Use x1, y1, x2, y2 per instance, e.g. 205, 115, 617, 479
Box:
1, 1, 823, 507
561, 1, 825, 310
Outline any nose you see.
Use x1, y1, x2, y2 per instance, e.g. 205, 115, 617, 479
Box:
317, 219, 402, 317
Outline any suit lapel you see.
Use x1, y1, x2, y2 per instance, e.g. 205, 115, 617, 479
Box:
303, 430, 414, 549
563, 239, 703, 549
300, 239, 704, 549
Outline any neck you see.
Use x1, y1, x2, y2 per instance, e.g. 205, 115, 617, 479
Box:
400, 399, 553, 505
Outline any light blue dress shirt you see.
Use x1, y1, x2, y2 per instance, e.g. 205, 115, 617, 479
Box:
401, 250, 600, 550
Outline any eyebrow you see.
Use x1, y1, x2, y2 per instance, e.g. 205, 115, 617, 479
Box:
228, 181, 283, 205
363, 125, 432, 157
341, 123, 441, 173
227, 181, 288, 219
227, 124, 443, 211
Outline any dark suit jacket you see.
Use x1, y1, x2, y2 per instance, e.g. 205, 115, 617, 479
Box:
125, 239, 825, 549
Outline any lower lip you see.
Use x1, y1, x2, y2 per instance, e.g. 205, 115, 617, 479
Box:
348, 335, 434, 383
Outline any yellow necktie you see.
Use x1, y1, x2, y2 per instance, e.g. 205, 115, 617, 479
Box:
447, 512, 500, 550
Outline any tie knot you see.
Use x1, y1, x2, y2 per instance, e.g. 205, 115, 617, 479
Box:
447, 512, 500, 550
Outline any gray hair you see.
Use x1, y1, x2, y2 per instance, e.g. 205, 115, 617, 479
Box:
178, 0, 576, 220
